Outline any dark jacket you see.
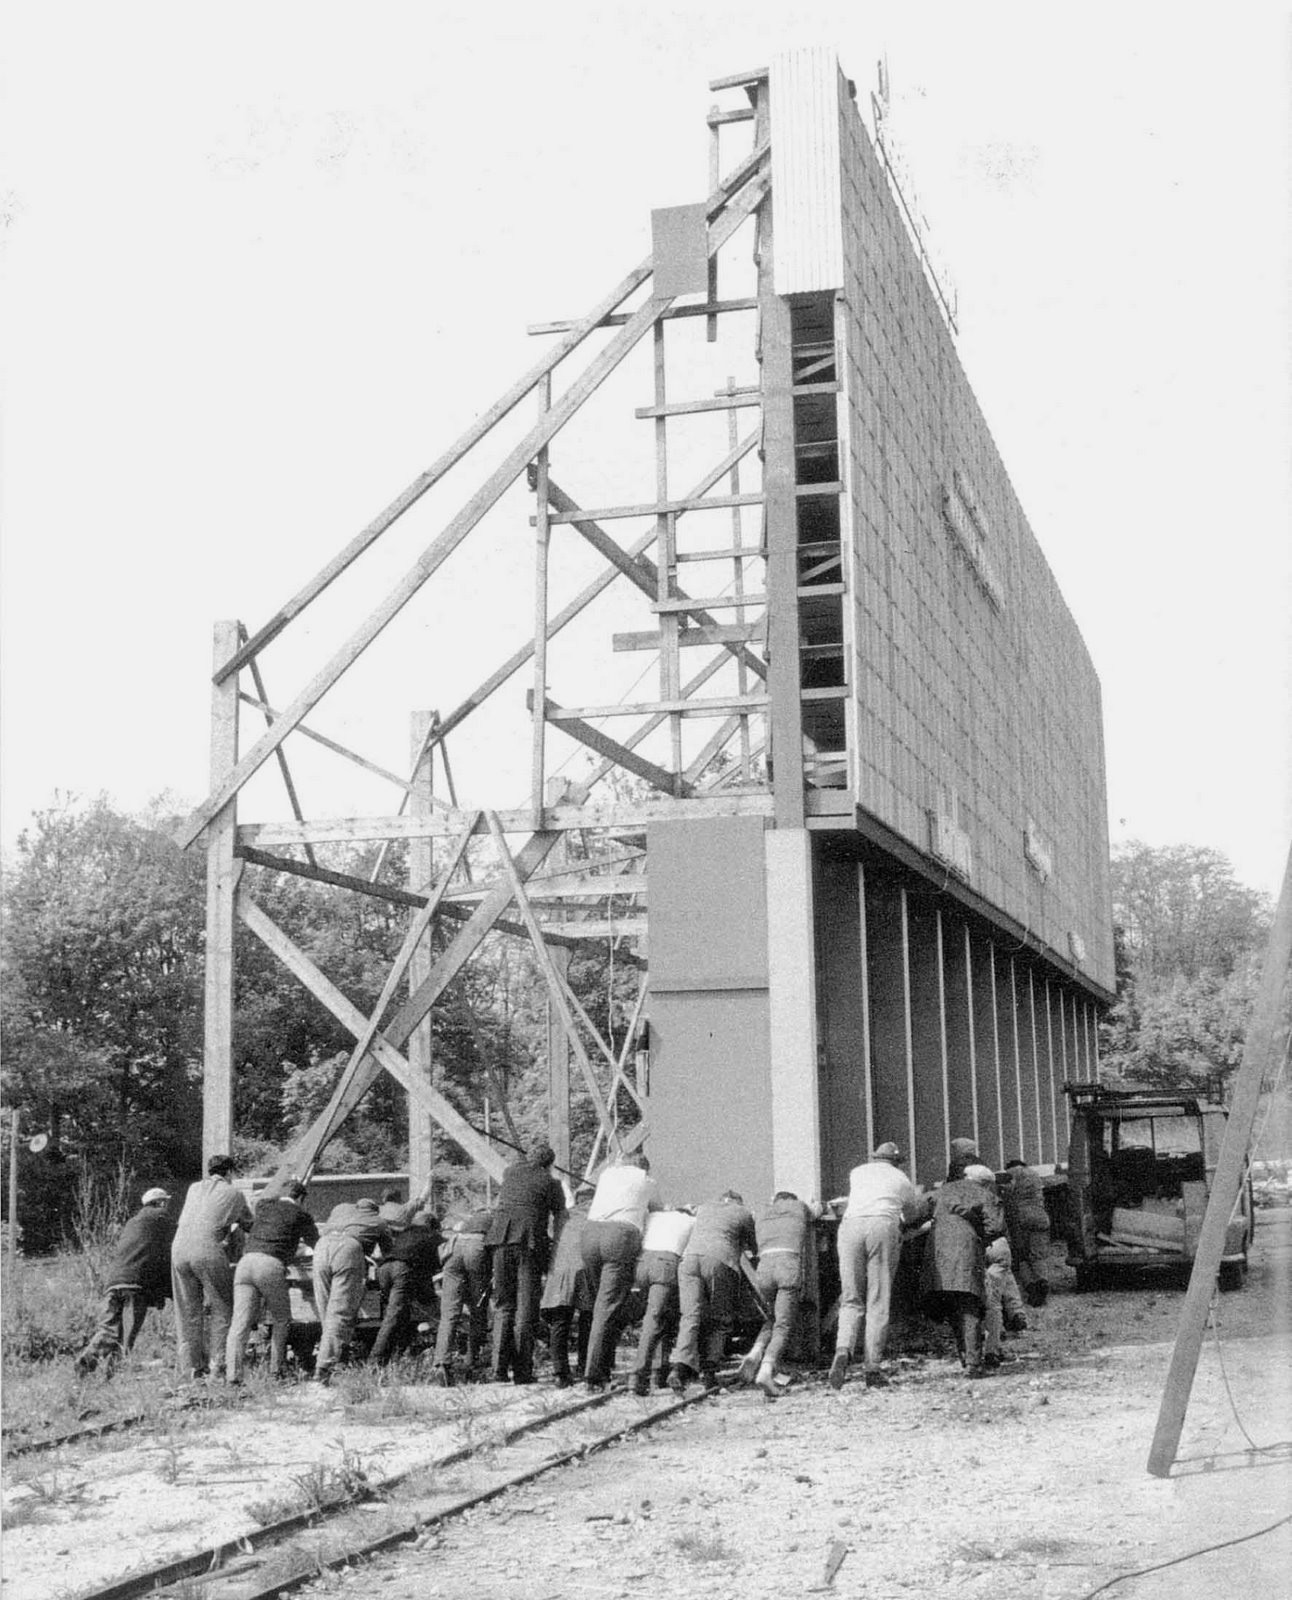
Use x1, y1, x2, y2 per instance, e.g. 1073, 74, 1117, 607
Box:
683, 1200, 758, 1271
487, 1159, 566, 1268
104, 1205, 174, 1305
919, 1179, 1005, 1309
246, 1196, 319, 1265
384, 1221, 442, 1291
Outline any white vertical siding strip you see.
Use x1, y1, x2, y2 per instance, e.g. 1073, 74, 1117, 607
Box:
770, 48, 845, 293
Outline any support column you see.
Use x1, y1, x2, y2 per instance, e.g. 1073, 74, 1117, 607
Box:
942, 915, 978, 1152
408, 711, 436, 1192
814, 850, 868, 1196
765, 828, 820, 1197
1014, 960, 1040, 1163
970, 929, 1003, 1169
203, 621, 240, 1166
547, 945, 572, 1175
866, 872, 912, 1177
907, 895, 947, 1185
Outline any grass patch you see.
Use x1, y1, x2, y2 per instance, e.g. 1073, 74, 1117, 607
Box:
673, 1529, 736, 1564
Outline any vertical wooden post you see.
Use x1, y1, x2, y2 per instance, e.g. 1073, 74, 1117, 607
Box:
1148, 844, 1292, 1476
203, 620, 240, 1166
530, 376, 552, 822
764, 828, 821, 1199
725, 376, 752, 780
408, 711, 436, 1191
547, 942, 573, 1175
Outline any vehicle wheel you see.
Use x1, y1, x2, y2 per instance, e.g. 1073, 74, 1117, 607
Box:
1217, 1260, 1246, 1292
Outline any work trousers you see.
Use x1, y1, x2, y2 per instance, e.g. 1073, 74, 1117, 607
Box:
312, 1232, 367, 1374
631, 1250, 680, 1380
433, 1243, 489, 1369
836, 1213, 901, 1370
490, 1242, 544, 1381
673, 1254, 740, 1375
226, 1252, 292, 1380
581, 1219, 642, 1385
172, 1248, 236, 1380
77, 1286, 151, 1373
939, 1290, 985, 1371
370, 1260, 413, 1364
543, 1305, 592, 1383
746, 1250, 803, 1374
1013, 1224, 1051, 1300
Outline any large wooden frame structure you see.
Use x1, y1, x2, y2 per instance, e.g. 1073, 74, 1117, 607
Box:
180, 52, 1115, 1202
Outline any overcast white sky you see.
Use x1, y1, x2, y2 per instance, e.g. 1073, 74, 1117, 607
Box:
2, 2, 1289, 898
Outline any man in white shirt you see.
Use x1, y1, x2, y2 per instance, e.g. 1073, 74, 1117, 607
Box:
628, 1206, 694, 1395
580, 1152, 662, 1389
171, 1154, 253, 1381
828, 1142, 925, 1391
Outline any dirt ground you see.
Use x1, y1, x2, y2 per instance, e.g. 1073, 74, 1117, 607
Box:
4, 1216, 1290, 1600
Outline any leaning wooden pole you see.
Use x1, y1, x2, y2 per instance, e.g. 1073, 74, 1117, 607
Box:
1147, 841, 1292, 1476
203, 621, 241, 1165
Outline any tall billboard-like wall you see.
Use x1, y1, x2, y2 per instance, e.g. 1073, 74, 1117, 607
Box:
784, 58, 1117, 994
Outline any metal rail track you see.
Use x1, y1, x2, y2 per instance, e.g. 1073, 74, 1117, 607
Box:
69, 1380, 715, 1600
5, 1390, 248, 1461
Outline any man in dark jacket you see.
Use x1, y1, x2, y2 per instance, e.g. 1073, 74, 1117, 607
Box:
76, 1187, 174, 1374
225, 1179, 318, 1382
370, 1208, 442, 1364
919, 1164, 1006, 1377
486, 1143, 566, 1383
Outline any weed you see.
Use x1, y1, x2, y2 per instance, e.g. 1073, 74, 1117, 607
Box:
154, 1433, 184, 1484
1013, 1534, 1078, 1559
673, 1529, 735, 1564
949, 1539, 999, 1564
2, 1499, 55, 1531
10, 1471, 91, 1512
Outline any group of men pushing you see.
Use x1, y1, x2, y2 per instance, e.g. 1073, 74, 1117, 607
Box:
79, 1134, 1052, 1391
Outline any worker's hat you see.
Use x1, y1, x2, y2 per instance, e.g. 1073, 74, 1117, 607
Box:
872, 1142, 904, 1163
142, 1187, 171, 1205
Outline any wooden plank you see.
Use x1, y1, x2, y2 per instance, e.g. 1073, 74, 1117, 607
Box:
216, 142, 771, 686
238, 792, 775, 846
683, 715, 741, 785
1149, 844, 1292, 1475
579, 648, 740, 794
531, 376, 552, 819
673, 547, 770, 564
707, 106, 755, 126
203, 622, 240, 1165
443, 872, 647, 902
709, 66, 768, 90
484, 813, 621, 1149
547, 937, 572, 1173
238, 890, 507, 1182
408, 714, 443, 1188
530, 692, 689, 796
545, 694, 768, 720
633, 394, 762, 419
547, 491, 763, 522
652, 594, 768, 613
526, 296, 757, 336
179, 166, 771, 849
612, 622, 764, 651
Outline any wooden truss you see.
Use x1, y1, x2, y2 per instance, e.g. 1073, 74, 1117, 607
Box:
181, 81, 802, 1182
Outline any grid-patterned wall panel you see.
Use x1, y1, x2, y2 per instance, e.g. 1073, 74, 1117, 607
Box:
825, 76, 1114, 992
769, 48, 845, 295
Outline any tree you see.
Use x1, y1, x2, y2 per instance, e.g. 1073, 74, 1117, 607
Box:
1099, 841, 1273, 1096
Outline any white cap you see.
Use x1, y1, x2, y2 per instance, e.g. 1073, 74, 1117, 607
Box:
964, 1165, 997, 1187
141, 1187, 171, 1205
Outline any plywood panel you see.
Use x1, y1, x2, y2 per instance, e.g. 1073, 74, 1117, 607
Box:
815, 850, 869, 1197
769, 48, 845, 294
647, 816, 769, 992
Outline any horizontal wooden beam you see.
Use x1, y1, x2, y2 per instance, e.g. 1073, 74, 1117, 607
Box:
710, 66, 768, 90
546, 491, 762, 524
653, 594, 768, 613
528, 297, 757, 336
707, 106, 756, 126
546, 694, 767, 720
239, 793, 774, 847
633, 394, 762, 419
444, 873, 647, 902
612, 621, 764, 652
674, 546, 767, 565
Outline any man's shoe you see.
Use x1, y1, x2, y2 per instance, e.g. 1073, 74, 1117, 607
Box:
630, 1373, 650, 1397
553, 1373, 572, 1389
737, 1354, 760, 1385
863, 1368, 890, 1389
755, 1363, 778, 1399
667, 1364, 691, 1395
964, 1365, 988, 1380
652, 1370, 670, 1391
314, 1367, 333, 1387
827, 1351, 849, 1391
585, 1378, 607, 1394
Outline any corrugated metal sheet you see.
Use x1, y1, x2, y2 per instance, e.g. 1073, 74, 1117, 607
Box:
770, 47, 845, 293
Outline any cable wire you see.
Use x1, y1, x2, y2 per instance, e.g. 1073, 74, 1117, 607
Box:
1207, 1294, 1292, 1456
1075, 1509, 1292, 1597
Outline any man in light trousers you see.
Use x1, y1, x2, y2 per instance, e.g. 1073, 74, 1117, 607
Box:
171, 1154, 253, 1381
829, 1141, 924, 1391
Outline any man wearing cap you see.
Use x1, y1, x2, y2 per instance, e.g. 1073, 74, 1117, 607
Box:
581, 1151, 662, 1391
76, 1186, 174, 1374
668, 1189, 758, 1393
371, 1204, 442, 1365
739, 1191, 824, 1398
431, 1202, 494, 1382
828, 1142, 925, 1391
171, 1154, 254, 1382
225, 1179, 318, 1382
486, 1143, 566, 1384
